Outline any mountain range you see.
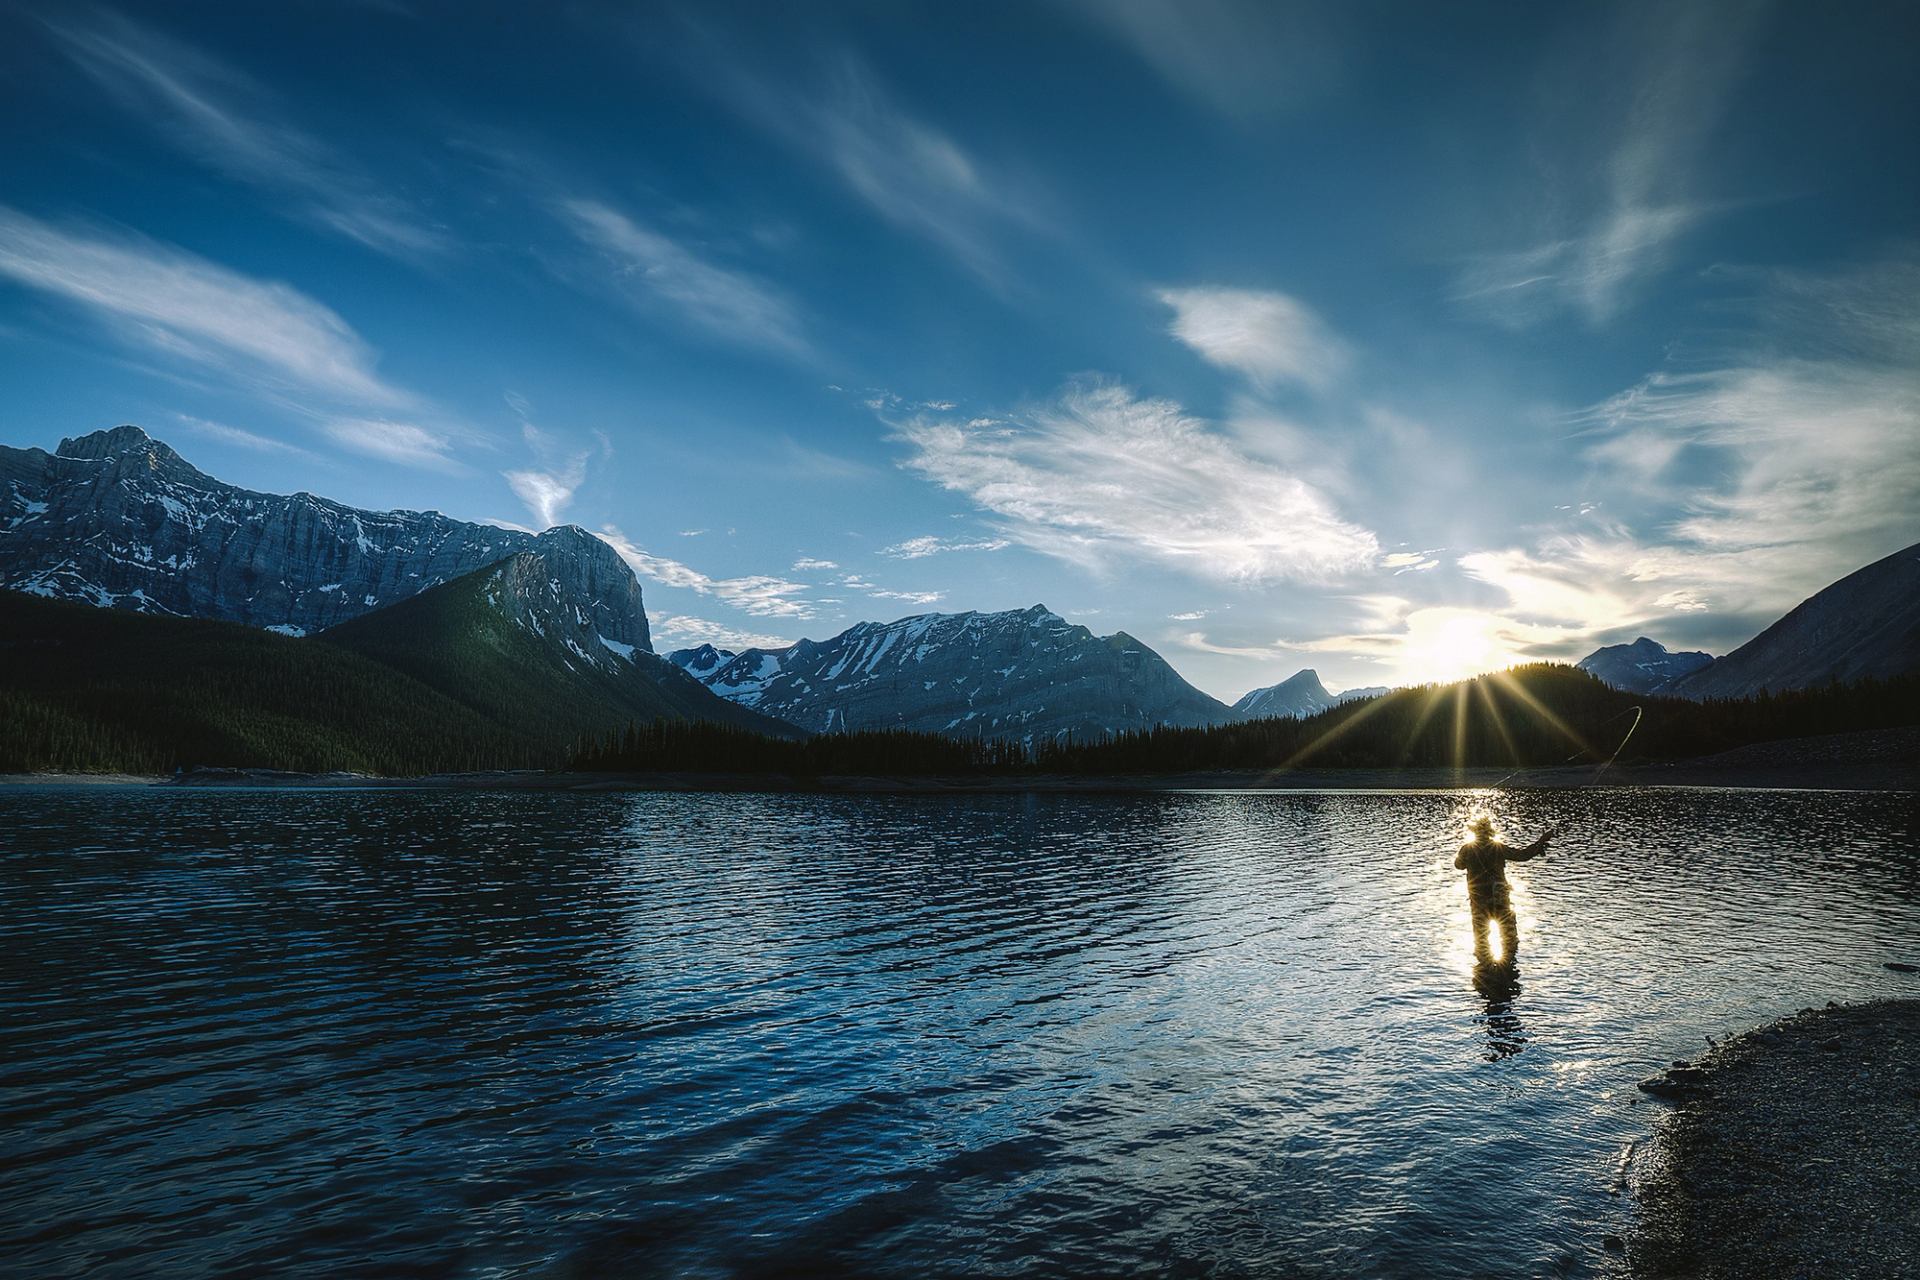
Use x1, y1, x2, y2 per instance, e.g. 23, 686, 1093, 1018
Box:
3, 425, 1916, 771
1, 424, 648, 646
670, 605, 1232, 741
1574, 540, 1919, 698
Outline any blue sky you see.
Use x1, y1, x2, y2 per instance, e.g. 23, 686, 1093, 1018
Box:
1, 1, 1915, 700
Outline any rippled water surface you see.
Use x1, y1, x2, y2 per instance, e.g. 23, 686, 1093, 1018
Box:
3, 786, 1915, 1277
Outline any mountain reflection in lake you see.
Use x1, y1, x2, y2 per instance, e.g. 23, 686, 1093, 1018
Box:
2, 787, 1915, 1278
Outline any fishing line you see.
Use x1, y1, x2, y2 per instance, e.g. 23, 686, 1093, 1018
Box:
1484, 705, 1644, 792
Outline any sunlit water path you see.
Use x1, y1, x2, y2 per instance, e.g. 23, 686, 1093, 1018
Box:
2, 787, 1915, 1277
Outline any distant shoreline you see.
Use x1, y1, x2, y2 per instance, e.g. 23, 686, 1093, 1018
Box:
7, 726, 1913, 793
5, 751, 1913, 794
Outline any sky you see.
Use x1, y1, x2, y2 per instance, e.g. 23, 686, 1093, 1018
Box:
1, 1, 1915, 701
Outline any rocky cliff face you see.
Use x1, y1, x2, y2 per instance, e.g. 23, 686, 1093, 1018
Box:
1666, 541, 1920, 699
1575, 637, 1715, 694
473, 551, 651, 675
0, 425, 651, 650
677, 604, 1233, 740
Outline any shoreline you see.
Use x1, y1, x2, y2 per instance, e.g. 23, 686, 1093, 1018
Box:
1630, 999, 1920, 1278
2, 760, 1912, 793
6, 729, 1912, 794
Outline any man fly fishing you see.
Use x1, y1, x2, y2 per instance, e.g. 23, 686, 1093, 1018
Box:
1456, 816, 1558, 964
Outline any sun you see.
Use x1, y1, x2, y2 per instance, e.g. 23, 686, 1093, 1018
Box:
1395, 608, 1520, 685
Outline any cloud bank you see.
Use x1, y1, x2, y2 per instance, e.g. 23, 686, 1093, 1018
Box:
890, 380, 1379, 584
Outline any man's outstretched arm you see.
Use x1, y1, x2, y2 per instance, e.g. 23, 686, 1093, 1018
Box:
1506, 828, 1555, 861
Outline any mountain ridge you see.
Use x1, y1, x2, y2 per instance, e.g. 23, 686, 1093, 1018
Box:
0, 424, 650, 649
1667, 540, 1920, 699
1575, 636, 1716, 694
674, 603, 1233, 740
1233, 669, 1391, 720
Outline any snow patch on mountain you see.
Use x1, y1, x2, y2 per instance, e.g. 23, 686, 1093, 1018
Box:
0, 425, 653, 651
675, 604, 1232, 741
1575, 637, 1715, 694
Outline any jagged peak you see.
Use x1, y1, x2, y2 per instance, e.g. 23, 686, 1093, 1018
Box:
58, 424, 171, 462
53, 425, 217, 488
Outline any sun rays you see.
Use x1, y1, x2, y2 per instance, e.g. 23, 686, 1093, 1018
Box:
1253, 664, 1609, 782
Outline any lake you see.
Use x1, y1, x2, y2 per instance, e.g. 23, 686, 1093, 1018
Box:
2, 786, 1915, 1277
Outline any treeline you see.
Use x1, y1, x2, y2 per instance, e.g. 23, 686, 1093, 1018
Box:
1046, 665, 1920, 774
8, 577, 1915, 779
573, 665, 1920, 777
0, 590, 551, 775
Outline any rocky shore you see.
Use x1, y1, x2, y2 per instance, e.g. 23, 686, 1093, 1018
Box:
1632, 1000, 1920, 1278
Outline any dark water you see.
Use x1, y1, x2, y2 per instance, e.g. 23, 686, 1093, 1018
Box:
2, 786, 1915, 1278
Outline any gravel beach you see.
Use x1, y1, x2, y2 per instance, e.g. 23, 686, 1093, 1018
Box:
1632, 1000, 1920, 1278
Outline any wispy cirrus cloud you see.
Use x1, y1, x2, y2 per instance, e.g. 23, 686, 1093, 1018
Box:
321, 419, 461, 472
1056, 0, 1344, 120
792, 557, 840, 571
559, 198, 810, 356
44, 7, 443, 260
0, 206, 408, 406
1455, 1, 1765, 326
0, 205, 466, 469
1157, 286, 1349, 392
499, 395, 600, 529
504, 458, 586, 529
1455, 252, 1920, 654
598, 526, 815, 619
171, 413, 322, 462
888, 380, 1379, 584
710, 49, 1045, 286
881, 534, 1010, 559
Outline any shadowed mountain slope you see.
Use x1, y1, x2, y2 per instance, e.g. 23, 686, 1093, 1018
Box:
0, 556, 796, 775
324, 553, 797, 744
1669, 540, 1920, 699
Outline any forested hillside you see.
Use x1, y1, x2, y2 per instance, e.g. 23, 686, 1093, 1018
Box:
574, 665, 1920, 777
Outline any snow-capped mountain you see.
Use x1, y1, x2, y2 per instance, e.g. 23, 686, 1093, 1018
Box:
675, 605, 1233, 740
1665, 540, 1920, 699
1232, 670, 1389, 720
668, 643, 736, 680
1575, 637, 1715, 694
0, 425, 650, 650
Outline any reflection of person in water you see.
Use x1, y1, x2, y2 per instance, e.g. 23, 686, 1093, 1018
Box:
1471, 958, 1527, 1060
1455, 815, 1553, 964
